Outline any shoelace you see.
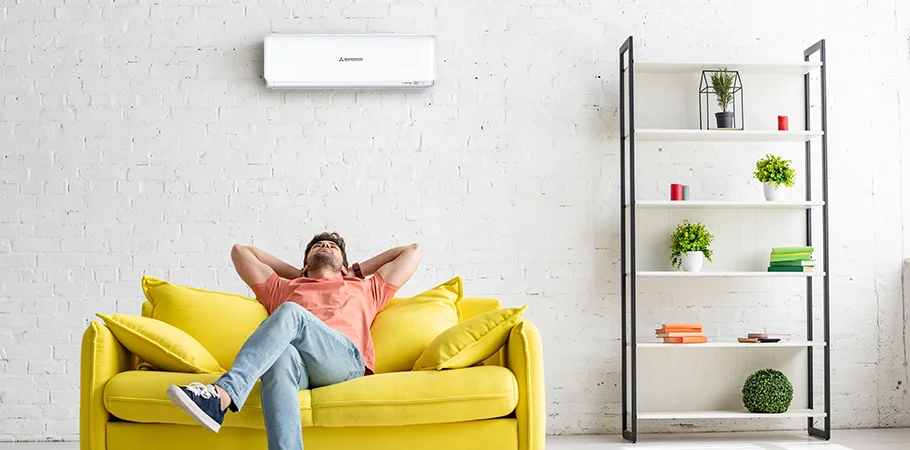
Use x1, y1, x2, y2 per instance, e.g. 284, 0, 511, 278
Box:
186, 382, 220, 400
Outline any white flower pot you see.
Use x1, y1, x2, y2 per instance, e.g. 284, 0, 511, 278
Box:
763, 182, 781, 201
681, 251, 705, 272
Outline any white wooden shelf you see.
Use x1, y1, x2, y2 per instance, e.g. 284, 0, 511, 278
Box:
634, 61, 822, 75
638, 409, 826, 420
628, 129, 824, 142
633, 271, 824, 277
629, 200, 824, 209
634, 341, 826, 348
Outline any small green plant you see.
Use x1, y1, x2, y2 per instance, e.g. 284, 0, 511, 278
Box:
669, 220, 714, 269
754, 154, 796, 188
710, 68, 736, 112
742, 368, 793, 413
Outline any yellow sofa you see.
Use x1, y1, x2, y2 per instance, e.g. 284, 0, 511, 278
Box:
80, 297, 545, 450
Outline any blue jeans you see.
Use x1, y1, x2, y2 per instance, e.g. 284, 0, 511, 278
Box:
214, 302, 365, 450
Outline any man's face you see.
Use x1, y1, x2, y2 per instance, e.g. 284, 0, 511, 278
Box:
305, 240, 343, 272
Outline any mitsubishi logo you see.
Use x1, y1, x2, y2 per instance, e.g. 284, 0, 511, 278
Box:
338, 57, 364, 62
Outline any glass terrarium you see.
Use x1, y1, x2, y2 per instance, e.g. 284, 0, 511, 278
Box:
699, 69, 743, 130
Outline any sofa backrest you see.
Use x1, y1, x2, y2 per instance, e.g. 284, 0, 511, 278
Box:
139, 296, 505, 369
140, 297, 503, 322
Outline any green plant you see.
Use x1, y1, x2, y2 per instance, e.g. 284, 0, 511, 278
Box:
753, 154, 796, 188
742, 369, 793, 413
710, 68, 736, 112
669, 220, 714, 269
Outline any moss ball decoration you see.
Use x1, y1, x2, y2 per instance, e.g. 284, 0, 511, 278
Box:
742, 369, 793, 413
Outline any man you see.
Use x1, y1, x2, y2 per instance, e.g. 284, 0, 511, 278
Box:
166, 232, 422, 450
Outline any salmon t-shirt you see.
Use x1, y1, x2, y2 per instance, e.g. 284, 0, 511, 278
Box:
250, 272, 399, 372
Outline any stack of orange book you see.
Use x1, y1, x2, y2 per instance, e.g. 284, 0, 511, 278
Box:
655, 323, 707, 344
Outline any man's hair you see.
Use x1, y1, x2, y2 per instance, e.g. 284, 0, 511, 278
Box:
304, 232, 349, 268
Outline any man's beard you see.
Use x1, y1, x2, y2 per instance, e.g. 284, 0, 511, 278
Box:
307, 252, 342, 273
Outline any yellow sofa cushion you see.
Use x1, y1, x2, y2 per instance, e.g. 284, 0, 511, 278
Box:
370, 277, 462, 373
104, 371, 314, 429
141, 276, 268, 369
457, 297, 503, 321
310, 365, 518, 427
95, 314, 224, 374
413, 306, 527, 371
104, 366, 517, 429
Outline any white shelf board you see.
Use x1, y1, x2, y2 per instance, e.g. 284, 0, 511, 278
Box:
629, 200, 824, 209
634, 341, 826, 348
634, 61, 822, 75
629, 129, 823, 142
638, 409, 826, 420
633, 271, 825, 278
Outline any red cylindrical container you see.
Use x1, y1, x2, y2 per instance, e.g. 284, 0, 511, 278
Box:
778, 115, 789, 131
670, 184, 683, 201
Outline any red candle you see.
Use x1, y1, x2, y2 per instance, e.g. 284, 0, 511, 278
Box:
670, 184, 683, 201
778, 115, 789, 131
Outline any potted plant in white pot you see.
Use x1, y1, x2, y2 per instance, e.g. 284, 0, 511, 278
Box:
711, 68, 736, 128
670, 219, 715, 272
753, 153, 795, 201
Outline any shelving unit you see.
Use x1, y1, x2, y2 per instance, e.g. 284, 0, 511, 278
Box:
618, 37, 830, 443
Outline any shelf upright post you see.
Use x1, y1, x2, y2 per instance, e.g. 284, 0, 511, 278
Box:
804, 38, 831, 441
619, 35, 638, 444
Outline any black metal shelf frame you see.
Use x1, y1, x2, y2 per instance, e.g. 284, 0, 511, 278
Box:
618, 36, 830, 443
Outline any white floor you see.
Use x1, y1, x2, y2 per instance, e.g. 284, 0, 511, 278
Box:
547, 429, 910, 449
0, 429, 907, 449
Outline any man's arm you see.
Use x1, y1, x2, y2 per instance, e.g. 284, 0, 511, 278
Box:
231, 244, 301, 287
360, 243, 422, 287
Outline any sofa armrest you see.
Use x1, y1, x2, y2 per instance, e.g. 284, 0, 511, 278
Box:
81, 320, 132, 450
504, 320, 545, 450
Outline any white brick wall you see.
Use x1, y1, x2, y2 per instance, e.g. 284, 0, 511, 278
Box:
1, 0, 909, 442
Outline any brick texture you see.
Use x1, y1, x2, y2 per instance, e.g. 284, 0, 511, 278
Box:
1, 0, 909, 442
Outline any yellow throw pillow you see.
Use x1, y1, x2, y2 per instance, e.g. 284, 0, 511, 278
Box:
370, 277, 462, 373
413, 305, 528, 371
96, 313, 224, 373
141, 276, 269, 369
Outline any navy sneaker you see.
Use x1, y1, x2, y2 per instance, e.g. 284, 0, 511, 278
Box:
166, 382, 226, 432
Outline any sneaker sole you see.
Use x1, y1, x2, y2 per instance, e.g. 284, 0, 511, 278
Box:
166, 385, 222, 433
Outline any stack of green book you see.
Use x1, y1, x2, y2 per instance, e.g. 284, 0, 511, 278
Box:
768, 246, 815, 272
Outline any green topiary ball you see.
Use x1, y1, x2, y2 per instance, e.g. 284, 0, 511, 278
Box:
742, 369, 793, 413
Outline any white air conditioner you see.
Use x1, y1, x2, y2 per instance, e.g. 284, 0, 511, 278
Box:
264, 34, 436, 89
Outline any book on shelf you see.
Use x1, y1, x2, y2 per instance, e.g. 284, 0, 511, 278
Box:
769, 253, 813, 262
738, 338, 789, 344
656, 328, 702, 335
663, 336, 708, 344
655, 323, 706, 343
656, 332, 704, 338
748, 333, 791, 340
656, 323, 703, 331
771, 246, 814, 255
767, 266, 815, 272
769, 260, 816, 267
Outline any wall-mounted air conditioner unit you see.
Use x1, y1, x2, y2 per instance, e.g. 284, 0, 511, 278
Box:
264, 34, 436, 89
